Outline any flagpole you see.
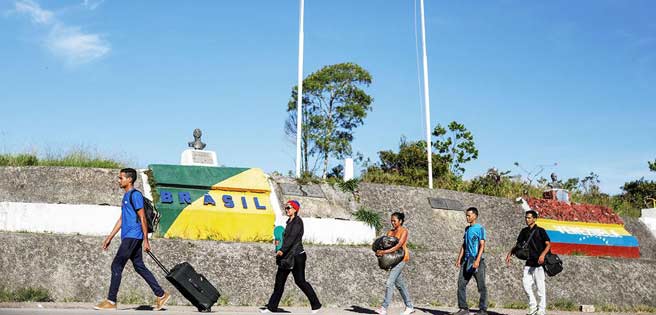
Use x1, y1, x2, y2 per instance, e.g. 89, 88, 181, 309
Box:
420, 0, 433, 189
296, 0, 305, 178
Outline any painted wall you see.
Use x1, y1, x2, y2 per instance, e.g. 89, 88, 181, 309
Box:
0, 201, 119, 235
641, 208, 656, 239
149, 165, 276, 242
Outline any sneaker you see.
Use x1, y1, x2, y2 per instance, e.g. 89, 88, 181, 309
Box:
93, 299, 116, 310
451, 309, 469, 315
376, 306, 387, 315
259, 308, 271, 314
154, 292, 170, 311
403, 307, 416, 314
526, 309, 538, 315
311, 305, 322, 314
477, 310, 488, 315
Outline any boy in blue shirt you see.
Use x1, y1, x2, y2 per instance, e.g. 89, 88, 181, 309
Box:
452, 207, 488, 315
94, 168, 169, 311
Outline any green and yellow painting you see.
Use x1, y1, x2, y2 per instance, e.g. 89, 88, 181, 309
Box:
149, 164, 275, 242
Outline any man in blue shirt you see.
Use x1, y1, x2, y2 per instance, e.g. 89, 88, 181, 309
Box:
452, 207, 488, 315
94, 168, 169, 311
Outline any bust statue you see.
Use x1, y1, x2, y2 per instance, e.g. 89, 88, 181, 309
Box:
188, 128, 206, 150
548, 172, 562, 189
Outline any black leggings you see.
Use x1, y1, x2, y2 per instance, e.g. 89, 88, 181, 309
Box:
266, 252, 321, 310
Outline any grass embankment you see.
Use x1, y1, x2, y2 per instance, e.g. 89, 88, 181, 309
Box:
0, 151, 123, 168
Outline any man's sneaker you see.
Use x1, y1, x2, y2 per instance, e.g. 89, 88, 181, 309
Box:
259, 308, 271, 314
403, 307, 416, 314
311, 305, 322, 314
93, 299, 116, 310
526, 309, 538, 315
376, 306, 387, 315
154, 292, 170, 311
477, 310, 488, 315
451, 309, 469, 315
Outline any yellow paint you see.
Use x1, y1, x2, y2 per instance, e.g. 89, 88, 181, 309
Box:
211, 168, 270, 193
537, 218, 631, 236
165, 190, 275, 241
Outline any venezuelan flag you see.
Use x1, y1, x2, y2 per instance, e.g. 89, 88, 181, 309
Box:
537, 219, 640, 258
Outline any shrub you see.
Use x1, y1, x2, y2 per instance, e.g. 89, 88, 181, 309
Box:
354, 207, 383, 233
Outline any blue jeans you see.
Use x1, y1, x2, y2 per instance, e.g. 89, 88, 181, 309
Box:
382, 261, 413, 309
107, 238, 164, 302
457, 258, 487, 311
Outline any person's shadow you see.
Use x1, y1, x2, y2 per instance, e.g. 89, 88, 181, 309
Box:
133, 305, 154, 310
415, 308, 508, 315
344, 305, 378, 314
414, 307, 450, 315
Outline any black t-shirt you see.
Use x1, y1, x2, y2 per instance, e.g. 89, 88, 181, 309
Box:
516, 225, 551, 267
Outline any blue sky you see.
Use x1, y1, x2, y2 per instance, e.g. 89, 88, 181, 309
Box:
1, 0, 654, 194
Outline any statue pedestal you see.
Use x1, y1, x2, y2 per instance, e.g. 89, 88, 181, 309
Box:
180, 149, 218, 166
543, 189, 571, 203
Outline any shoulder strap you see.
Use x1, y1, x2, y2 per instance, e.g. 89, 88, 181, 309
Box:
128, 189, 142, 213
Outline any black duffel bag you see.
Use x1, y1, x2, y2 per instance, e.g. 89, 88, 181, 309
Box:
543, 252, 563, 277
512, 229, 537, 260
372, 236, 404, 270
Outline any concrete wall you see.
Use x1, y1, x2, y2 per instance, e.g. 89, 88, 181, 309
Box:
2, 167, 656, 307
1, 232, 655, 308
0, 167, 141, 206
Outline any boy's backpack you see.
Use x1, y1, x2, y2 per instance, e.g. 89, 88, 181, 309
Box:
129, 190, 161, 234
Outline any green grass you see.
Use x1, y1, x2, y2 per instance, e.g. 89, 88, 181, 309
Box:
353, 207, 383, 233
337, 178, 360, 193
0, 150, 123, 168
217, 295, 230, 306
117, 292, 148, 305
0, 287, 52, 302
280, 295, 294, 307
548, 298, 578, 311
503, 301, 528, 309
598, 303, 656, 313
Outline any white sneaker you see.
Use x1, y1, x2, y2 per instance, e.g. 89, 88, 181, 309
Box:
403, 307, 416, 315
376, 307, 387, 315
259, 308, 271, 313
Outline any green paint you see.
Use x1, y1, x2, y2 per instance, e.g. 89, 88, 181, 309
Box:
149, 164, 249, 188
155, 187, 208, 235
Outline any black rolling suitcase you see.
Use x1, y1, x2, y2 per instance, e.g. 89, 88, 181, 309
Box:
147, 251, 220, 312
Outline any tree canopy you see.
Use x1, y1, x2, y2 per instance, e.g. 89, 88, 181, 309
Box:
285, 62, 373, 178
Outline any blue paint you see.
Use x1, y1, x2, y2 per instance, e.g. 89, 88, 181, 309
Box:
178, 192, 192, 204
204, 194, 216, 206
160, 190, 173, 203
241, 196, 248, 209
545, 230, 639, 247
254, 197, 266, 210
222, 195, 234, 208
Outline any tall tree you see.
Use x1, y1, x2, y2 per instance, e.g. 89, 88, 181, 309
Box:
432, 121, 479, 176
649, 159, 656, 172
285, 63, 373, 178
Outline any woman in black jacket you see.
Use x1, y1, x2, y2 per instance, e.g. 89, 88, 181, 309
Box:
261, 200, 322, 313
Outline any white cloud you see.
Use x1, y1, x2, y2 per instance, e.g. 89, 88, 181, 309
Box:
82, 0, 104, 11
47, 25, 110, 64
11, 0, 110, 64
14, 0, 53, 24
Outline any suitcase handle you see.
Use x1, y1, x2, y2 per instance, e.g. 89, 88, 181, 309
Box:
146, 251, 170, 275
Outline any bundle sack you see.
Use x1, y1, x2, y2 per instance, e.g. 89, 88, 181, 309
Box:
372, 236, 405, 270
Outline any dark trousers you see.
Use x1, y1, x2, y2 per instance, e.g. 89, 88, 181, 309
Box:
457, 258, 487, 311
266, 253, 321, 311
108, 238, 164, 302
